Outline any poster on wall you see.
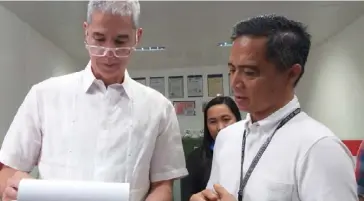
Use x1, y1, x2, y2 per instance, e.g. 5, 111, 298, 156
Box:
133, 77, 146, 86
187, 75, 203, 97
207, 74, 224, 97
173, 101, 196, 116
168, 76, 184, 99
150, 77, 165, 95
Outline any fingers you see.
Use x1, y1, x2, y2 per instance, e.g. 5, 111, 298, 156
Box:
190, 190, 219, 201
201, 189, 219, 201
1, 171, 31, 201
2, 186, 18, 201
7, 177, 20, 189
2, 175, 24, 201
190, 193, 207, 201
213, 184, 229, 197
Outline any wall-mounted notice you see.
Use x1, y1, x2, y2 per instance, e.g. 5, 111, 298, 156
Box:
207, 74, 224, 97
173, 101, 196, 116
187, 75, 203, 97
133, 77, 146, 86
168, 76, 184, 99
150, 77, 165, 95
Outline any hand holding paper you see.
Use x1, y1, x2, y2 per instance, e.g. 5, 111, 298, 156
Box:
2, 171, 33, 201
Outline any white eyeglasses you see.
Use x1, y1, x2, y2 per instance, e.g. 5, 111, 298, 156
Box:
85, 32, 138, 58
85, 43, 136, 58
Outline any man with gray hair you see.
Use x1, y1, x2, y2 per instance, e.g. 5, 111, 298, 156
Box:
0, 1, 188, 201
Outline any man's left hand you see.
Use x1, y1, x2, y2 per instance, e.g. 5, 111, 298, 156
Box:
213, 184, 236, 201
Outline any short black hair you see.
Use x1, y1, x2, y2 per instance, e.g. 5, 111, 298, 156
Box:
231, 14, 311, 86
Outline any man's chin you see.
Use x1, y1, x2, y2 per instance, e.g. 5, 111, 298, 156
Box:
236, 102, 252, 113
101, 63, 119, 69
99, 64, 124, 74
238, 105, 250, 112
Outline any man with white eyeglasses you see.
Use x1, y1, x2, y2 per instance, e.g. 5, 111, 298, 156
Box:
0, 1, 188, 201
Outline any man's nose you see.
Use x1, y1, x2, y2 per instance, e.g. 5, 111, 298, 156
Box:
231, 72, 244, 91
105, 49, 115, 57
230, 73, 238, 89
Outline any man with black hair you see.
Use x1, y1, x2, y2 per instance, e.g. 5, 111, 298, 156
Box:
190, 14, 357, 201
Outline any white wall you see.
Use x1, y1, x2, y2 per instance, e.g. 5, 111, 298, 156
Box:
296, 14, 364, 140
0, 5, 78, 143
129, 14, 364, 141
130, 66, 247, 135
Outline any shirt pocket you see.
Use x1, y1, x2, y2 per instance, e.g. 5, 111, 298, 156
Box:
247, 175, 294, 201
265, 181, 294, 201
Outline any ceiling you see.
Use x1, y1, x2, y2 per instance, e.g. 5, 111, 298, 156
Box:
1, 1, 364, 71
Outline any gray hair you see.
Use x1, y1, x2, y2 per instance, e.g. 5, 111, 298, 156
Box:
87, 0, 140, 28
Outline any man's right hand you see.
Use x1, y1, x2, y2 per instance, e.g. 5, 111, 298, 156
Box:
189, 189, 219, 201
2, 171, 32, 201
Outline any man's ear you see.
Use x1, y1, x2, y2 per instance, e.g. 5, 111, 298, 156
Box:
136, 28, 143, 44
288, 64, 302, 86
83, 22, 89, 38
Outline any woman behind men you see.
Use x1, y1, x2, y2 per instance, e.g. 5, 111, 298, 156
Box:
181, 96, 242, 201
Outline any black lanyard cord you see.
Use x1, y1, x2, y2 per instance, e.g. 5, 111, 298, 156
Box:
237, 108, 301, 201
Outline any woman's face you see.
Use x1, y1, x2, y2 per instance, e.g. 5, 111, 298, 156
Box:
206, 104, 237, 140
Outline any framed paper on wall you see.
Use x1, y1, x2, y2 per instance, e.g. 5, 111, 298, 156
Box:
168, 76, 184, 99
150, 77, 165, 95
133, 77, 146, 86
173, 101, 196, 116
187, 75, 203, 97
207, 74, 224, 97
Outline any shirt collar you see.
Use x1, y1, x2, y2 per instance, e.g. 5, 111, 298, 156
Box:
81, 61, 134, 99
245, 95, 300, 133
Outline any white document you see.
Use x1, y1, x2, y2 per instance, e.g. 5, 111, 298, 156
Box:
18, 179, 129, 201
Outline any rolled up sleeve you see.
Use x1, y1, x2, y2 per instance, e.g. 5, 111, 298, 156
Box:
356, 141, 364, 196
0, 86, 42, 172
149, 101, 188, 182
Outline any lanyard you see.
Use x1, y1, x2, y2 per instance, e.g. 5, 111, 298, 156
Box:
237, 108, 301, 201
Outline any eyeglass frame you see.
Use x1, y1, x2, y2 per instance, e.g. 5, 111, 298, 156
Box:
84, 32, 139, 58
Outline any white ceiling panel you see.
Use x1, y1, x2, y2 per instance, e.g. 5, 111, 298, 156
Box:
1, 1, 364, 70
